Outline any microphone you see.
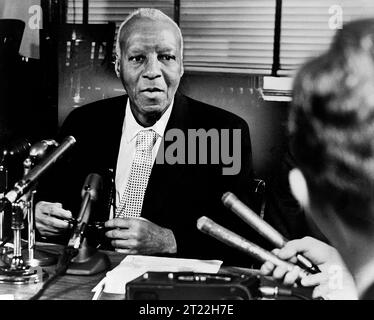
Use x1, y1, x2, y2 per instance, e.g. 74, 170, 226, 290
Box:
222, 192, 321, 275
1, 138, 32, 162
29, 139, 59, 163
197, 216, 308, 281
68, 173, 103, 250
0, 136, 76, 210
29, 173, 105, 299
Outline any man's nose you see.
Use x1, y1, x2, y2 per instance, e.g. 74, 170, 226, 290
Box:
143, 56, 162, 79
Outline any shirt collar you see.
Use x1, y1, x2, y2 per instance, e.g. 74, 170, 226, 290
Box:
123, 98, 174, 143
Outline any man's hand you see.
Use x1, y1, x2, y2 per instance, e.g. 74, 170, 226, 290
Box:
104, 217, 177, 255
35, 201, 72, 237
260, 236, 358, 300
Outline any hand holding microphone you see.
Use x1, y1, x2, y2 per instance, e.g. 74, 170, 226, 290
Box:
222, 192, 321, 275
197, 216, 308, 281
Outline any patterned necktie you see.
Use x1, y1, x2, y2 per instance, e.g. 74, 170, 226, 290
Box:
116, 129, 157, 218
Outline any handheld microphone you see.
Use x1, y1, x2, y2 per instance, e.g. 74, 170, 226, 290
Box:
68, 173, 103, 250
222, 192, 321, 275
197, 216, 308, 281
0, 136, 76, 210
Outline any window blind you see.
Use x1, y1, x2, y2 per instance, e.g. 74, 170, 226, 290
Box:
280, 0, 374, 75
180, 0, 276, 74
67, 0, 174, 47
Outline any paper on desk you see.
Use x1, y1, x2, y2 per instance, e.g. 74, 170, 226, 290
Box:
92, 255, 223, 295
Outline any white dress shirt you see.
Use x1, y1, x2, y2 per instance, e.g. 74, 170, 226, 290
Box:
110, 99, 174, 219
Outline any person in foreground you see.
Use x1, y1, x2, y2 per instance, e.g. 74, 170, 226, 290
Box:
34, 8, 257, 265
261, 18, 374, 300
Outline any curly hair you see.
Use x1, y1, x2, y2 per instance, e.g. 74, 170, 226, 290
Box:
289, 18, 374, 230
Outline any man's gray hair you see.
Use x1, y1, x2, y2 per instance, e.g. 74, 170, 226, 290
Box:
115, 8, 183, 62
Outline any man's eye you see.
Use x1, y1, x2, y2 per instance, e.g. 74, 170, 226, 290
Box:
129, 56, 145, 62
159, 54, 176, 61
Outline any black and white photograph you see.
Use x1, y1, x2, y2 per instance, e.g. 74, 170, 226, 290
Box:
0, 0, 374, 311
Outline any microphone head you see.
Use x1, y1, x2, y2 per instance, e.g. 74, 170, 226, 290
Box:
29, 139, 59, 163
2, 138, 31, 159
82, 173, 103, 201
196, 216, 209, 231
221, 191, 236, 209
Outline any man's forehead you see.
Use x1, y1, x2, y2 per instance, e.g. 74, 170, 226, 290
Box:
119, 17, 180, 47
124, 33, 179, 53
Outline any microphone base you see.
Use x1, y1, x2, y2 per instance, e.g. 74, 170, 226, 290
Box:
66, 251, 111, 276
2, 248, 58, 267
0, 265, 48, 284
66, 242, 111, 275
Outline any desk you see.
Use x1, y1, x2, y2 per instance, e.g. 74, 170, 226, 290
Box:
0, 243, 312, 300
0, 243, 124, 300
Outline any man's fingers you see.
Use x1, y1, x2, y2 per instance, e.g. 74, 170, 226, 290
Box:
260, 261, 275, 275
37, 202, 72, 220
115, 248, 138, 255
48, 207, 72, 220
38, 215, 69, 230
105, 218, 134, 229
283, 266, 301, 286
272, 266, 288, 280
47, 216, 70, 229
36, 222, 66, 236
105, 228, 134, 239
275, 246, 298, 261
300, 272, 328, 287
111, 239, 138, 249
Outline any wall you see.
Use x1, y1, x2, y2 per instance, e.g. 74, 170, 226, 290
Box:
180, 73, 290, 180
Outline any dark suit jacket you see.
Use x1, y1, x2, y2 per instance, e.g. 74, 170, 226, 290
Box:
39, 92, 262, 267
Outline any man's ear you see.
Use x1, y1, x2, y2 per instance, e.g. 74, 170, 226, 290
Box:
115, 58, 121, 78
180, 60, 184, 77
289, 168, 310, 209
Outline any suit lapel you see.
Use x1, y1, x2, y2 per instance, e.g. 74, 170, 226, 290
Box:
107, 95, 128, 174
100, 95, 127, 216
141, 92, 190, 219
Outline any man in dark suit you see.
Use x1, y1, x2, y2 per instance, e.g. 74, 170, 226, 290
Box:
35, 8, 256, 266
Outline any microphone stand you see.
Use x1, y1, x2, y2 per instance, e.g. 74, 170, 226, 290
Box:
0, 198, 46, 284
21, 156, 57, 267
0, 137, 75, 283
65, 175, 110, 275
0, 153, 9, 250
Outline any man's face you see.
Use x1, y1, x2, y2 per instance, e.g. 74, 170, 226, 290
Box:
116, 18, 183, 125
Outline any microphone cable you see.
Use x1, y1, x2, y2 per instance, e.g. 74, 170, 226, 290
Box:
28, 247, 78, 300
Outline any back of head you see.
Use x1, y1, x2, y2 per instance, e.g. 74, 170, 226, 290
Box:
289, 18, 374, 231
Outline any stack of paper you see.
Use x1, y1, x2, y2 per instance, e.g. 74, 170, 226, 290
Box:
92, 255, 222, 297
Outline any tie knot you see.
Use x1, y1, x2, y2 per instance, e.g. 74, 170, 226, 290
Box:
136, 129, 157, 152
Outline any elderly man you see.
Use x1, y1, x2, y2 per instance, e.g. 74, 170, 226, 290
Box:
261, 18, 374, 299
35, 8, 256, 265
